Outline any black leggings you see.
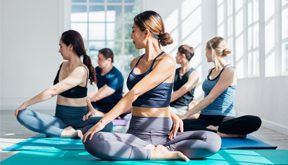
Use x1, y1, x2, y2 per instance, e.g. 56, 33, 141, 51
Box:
183, 115, 262, 135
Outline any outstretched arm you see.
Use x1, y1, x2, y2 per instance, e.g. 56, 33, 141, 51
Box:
15, 66, 87, 116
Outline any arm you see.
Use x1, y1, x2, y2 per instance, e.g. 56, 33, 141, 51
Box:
168, 108, 184, 139
83, 55, 176, 141
181, 68, 235, 119
89, 85, 115, 102
170, 71, 199, 102
15, 66, 87, 116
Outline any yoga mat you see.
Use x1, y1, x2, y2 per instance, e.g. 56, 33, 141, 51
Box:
221, 135, 277, 149
1, 149, 288, 165
3, 135, 277, 151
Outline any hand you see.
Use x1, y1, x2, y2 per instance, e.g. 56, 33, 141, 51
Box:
82, 110, 97, 121
82, 121, 105, 143
15, 102, 28, 117
168, 115, 184, 140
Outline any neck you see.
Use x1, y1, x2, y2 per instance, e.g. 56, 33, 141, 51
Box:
144, 39, 162, 61
214, 57, 227, 71
68, 54, 82, 70
101, 64, 113, 75
180, 61, 190, 73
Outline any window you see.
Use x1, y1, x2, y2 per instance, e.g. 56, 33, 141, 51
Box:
282, 1, 288, 74
71, 0, 141, 76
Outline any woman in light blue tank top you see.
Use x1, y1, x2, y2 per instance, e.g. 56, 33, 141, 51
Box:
182, 36, 262, 138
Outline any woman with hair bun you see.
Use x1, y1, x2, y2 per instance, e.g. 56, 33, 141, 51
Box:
82, 11, 221, 161
182, 36, 262, 138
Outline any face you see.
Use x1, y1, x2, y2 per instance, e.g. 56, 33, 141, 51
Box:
97, 53, 111, 68
131, 24, 147, 49
58, 41, 71, 60
176, 52, 184, 64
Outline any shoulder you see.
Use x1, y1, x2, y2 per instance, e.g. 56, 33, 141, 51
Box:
220, 66, 235, 79
155, 52, 176, 67
71, 65, 87, 76
111, 66, 124, 78
130, 55, 142, 69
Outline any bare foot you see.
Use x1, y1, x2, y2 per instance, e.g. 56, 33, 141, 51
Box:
206, 125, 219, 131
76, 130, 83, 139
61, 126, 78, 138
150, 145, 190, 162
144, 144, 156, 150
217, 132, 246, 138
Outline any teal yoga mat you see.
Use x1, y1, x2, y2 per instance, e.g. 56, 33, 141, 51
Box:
1, 150, 288, 165
3, 135, 277, 151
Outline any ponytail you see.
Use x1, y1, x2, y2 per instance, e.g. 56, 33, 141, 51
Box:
83, 54, 96, 84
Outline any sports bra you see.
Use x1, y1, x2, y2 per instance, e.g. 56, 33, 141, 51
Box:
53, 63, 88, 98
126, 52, 173, 108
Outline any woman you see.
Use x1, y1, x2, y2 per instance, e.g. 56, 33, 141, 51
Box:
182, 36, 262, 138
15, 30, 113, 138
82, 11, 221, 161
170, 44, 199, 117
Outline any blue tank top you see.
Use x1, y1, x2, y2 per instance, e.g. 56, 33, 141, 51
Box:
201, 65, 236, 116
127, 52, 173, 108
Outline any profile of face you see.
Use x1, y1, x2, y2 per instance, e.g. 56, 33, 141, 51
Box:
59, 40, 72, 60
97, 53, 111, 68
205, 47, 214, 62
131, 24, 147, 49
176, 52, 185, 64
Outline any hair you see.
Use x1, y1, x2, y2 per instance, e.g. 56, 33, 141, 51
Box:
61, 30, 96, 84
134, 10, 173, 46
98, 48, 114, 63
206, 36, 231, 57
178, 44, 195, 61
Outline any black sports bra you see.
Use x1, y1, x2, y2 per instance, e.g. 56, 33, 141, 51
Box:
53, 63, 88, 98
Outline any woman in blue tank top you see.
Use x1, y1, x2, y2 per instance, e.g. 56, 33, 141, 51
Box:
81, 11, 221, 161
15, 30, 113, 138
182, 36, 262, 138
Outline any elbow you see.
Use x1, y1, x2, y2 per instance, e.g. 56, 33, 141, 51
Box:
47, 88, 58, 97
129, 88, 141, 101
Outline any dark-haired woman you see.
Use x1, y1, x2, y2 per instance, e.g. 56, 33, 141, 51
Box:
82, 11, 221, 161
15, 30, 113, 138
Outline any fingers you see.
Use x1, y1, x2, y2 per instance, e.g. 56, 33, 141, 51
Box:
82, 131, 91, 143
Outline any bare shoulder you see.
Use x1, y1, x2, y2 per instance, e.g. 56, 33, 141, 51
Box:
155, 52, 176, 67
130, 56, 142, 69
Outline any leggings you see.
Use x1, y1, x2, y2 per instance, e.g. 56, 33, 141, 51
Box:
17, 104, 113, 137
183, 114, 262, 135
84, 116, 221, 160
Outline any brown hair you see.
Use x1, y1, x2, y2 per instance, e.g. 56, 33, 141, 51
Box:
134, 10, 173, 46
178, 44, 194, 61
61, 30, 96, 84
99, 48, 114, 63
206, 36, 231, 57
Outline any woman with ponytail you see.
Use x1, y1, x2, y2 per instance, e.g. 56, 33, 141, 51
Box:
15, 30, 113, 138
182, 36, 262, 138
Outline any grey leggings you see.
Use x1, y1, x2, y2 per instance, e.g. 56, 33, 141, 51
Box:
17, 104, 113, 137
84, 116, 221, 160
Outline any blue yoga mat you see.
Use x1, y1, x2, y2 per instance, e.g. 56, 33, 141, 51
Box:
3, 134, 276, 151
2, 150, 288, 165
221, 135, 277, 149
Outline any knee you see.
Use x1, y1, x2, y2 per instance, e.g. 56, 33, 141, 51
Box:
245, 115, 262, 130
83, 133, 112, 159
203, 131, 221, 156
16, 109, 29, 123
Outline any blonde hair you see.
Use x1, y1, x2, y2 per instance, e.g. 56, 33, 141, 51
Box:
134, 10, 173, 46
206, 36, 231, 57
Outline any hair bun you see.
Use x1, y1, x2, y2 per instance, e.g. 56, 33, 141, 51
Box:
159, 32, 173, 46
222, 48, 231, 56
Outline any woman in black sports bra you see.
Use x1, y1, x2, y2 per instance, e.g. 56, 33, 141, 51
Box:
15, 30, 113, 138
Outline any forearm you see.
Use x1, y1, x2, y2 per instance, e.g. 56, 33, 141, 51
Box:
184, 97, 212, 118
24, 89, 55, 107
99, 91, 136, 125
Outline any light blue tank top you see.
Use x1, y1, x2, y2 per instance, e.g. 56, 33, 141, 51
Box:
201, 65, 236, 116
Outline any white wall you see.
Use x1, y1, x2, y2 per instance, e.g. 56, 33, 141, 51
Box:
236, 77, 288, 134
0, 0, 3, 109
0, 0, 69, 110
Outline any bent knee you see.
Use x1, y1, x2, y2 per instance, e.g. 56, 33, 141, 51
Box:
84, 135, 113, 159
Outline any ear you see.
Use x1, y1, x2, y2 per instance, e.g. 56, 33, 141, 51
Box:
68, 44, 73, 50
144, 29, 151, 38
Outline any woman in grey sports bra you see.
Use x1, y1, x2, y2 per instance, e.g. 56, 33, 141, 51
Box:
81, 11, 221, 161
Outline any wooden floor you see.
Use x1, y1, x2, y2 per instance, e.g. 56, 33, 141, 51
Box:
1, 110, 288, 161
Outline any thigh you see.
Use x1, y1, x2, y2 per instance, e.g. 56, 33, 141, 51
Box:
183, 118, 209, 131
18, 109, 67, 128
93, 132, 150, 148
